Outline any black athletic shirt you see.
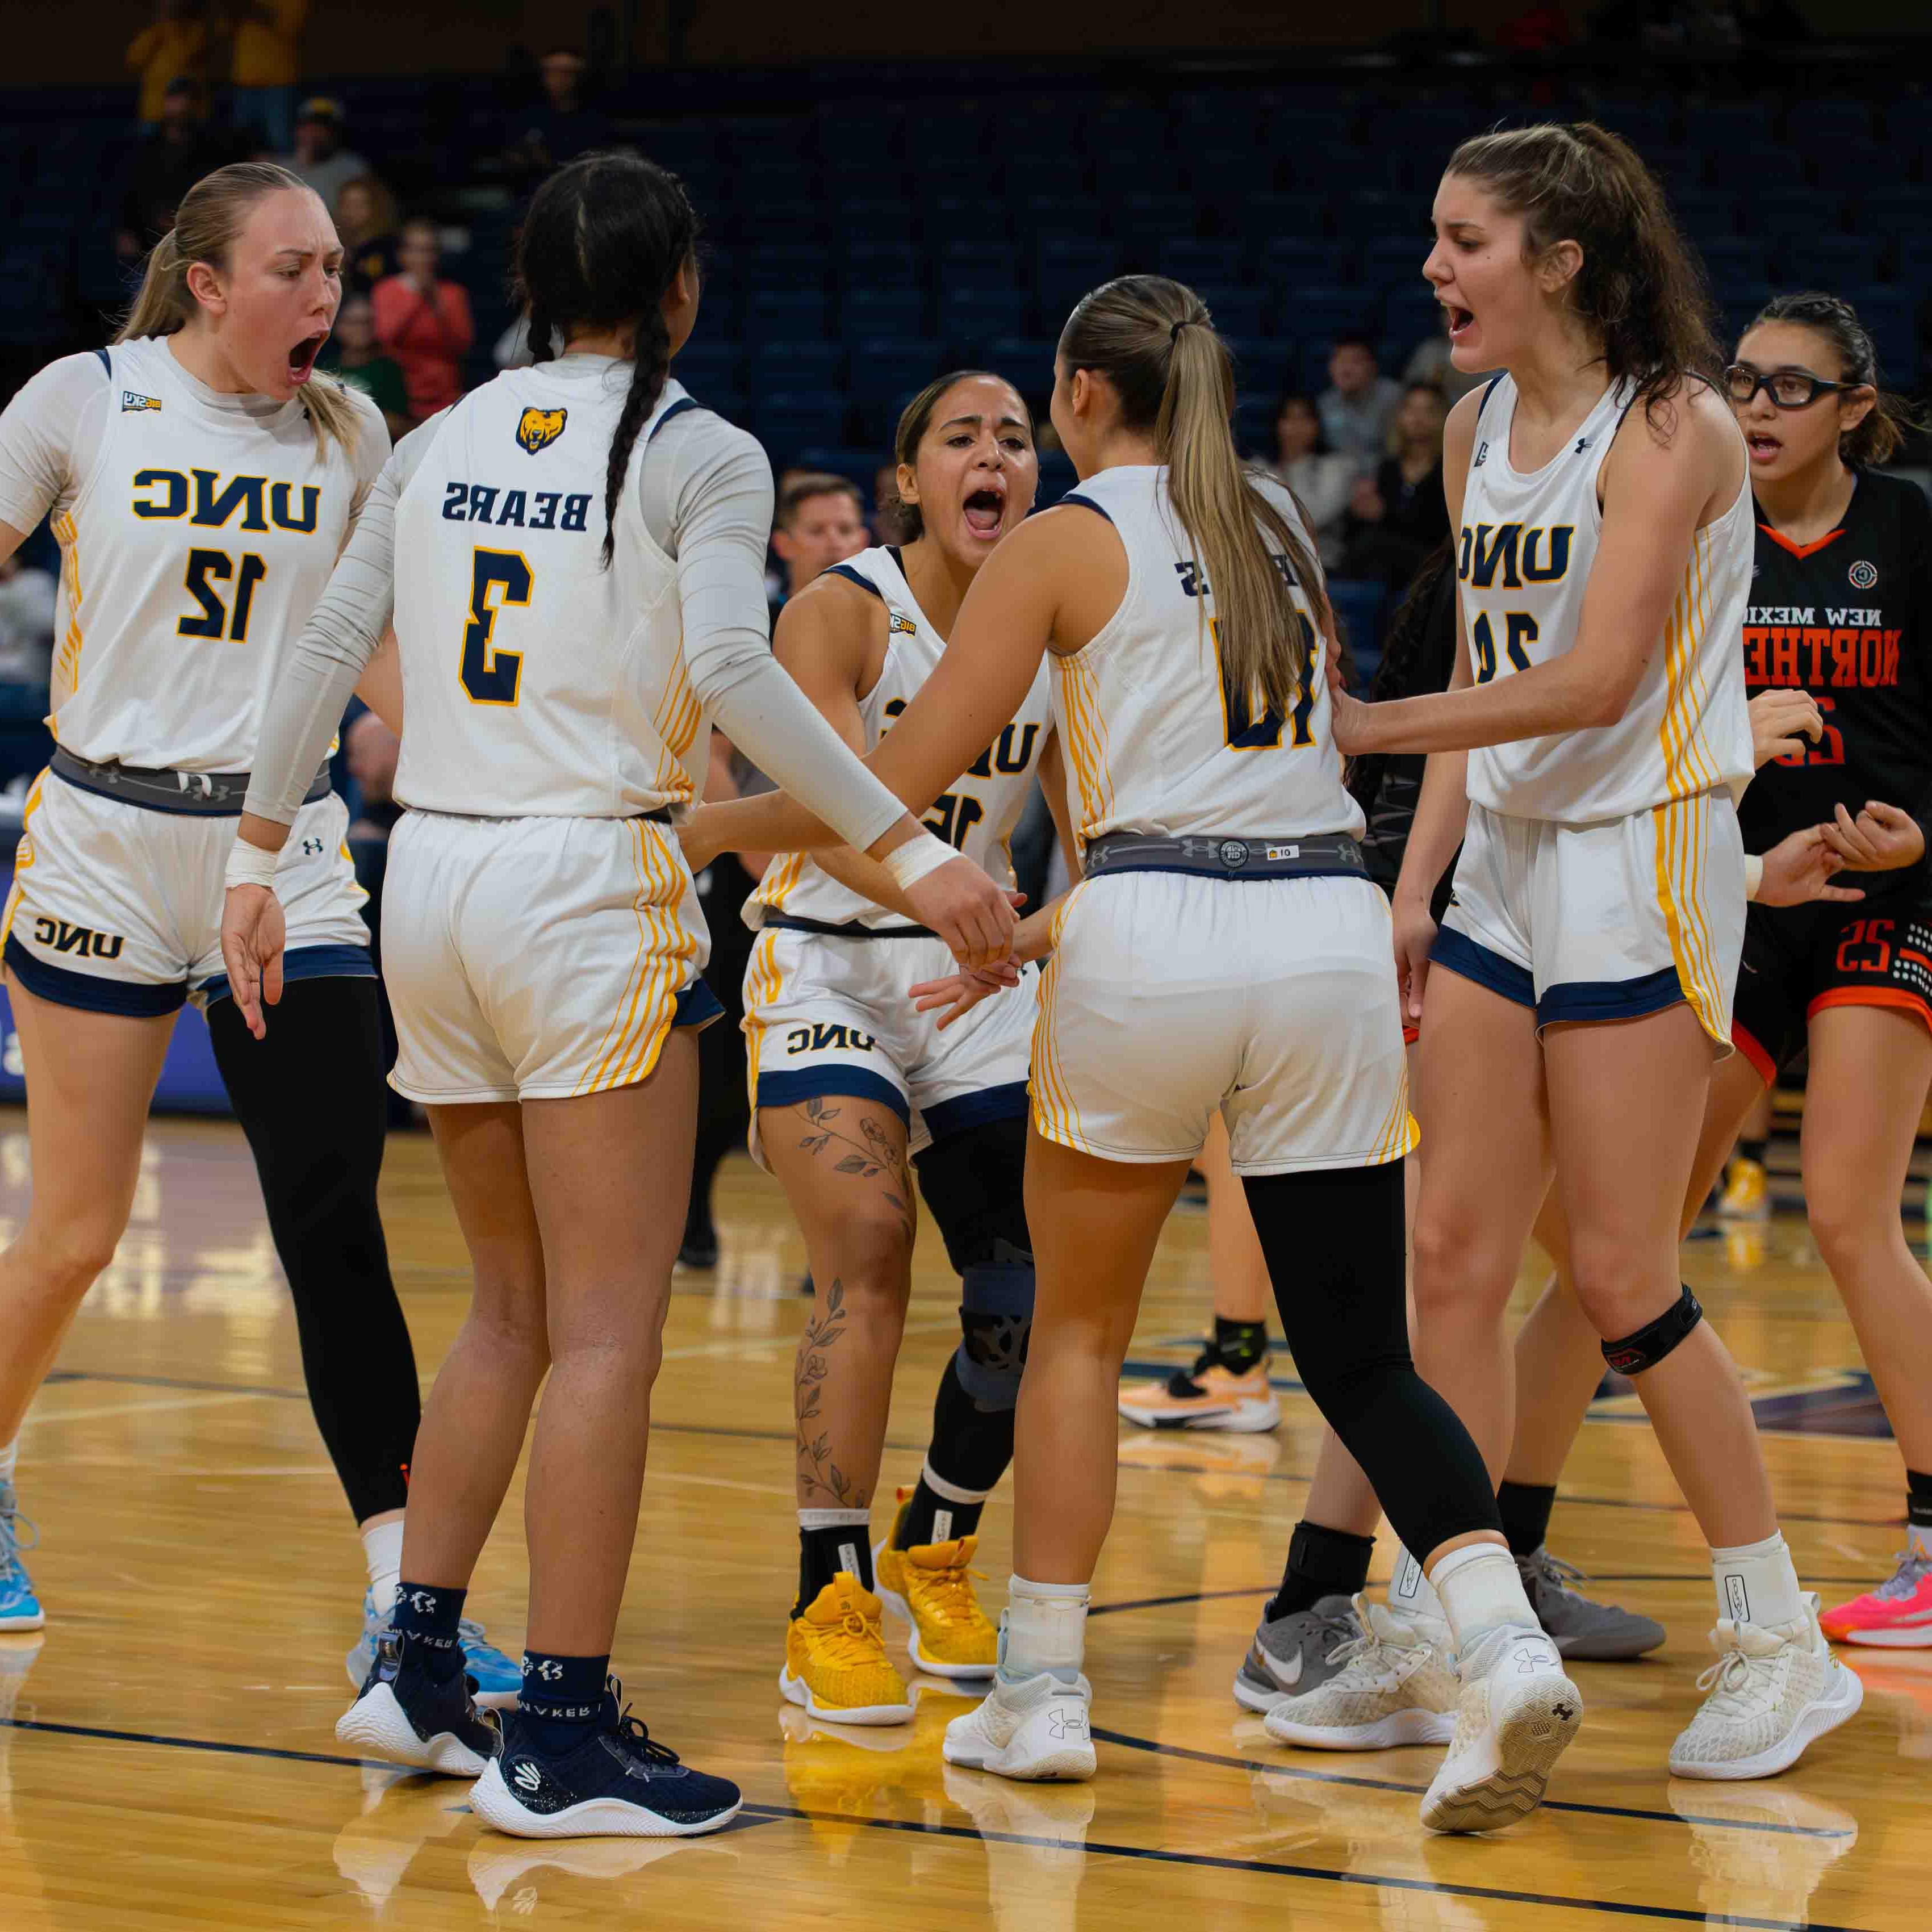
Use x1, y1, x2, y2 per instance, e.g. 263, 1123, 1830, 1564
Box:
1738, 470, 1932, 900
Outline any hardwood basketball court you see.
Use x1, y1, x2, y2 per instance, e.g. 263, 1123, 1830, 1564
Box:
0, 1111, 1918, 1930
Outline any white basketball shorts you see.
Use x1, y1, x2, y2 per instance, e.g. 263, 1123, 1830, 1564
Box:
383, 809, 721, 1105
1030, 870, 1416, 1175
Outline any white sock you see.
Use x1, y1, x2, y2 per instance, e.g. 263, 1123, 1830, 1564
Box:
919, 1460, 989, 1545
1429, 1542, 1540, 1654
1000, 1574, 1089, 1684
0, 1437, 16, 1487
799, 1508, 872, 1590
1711, 1532, 1804, 1630
1389, 1542, 1448, 1627
361, 1519, 405, 1616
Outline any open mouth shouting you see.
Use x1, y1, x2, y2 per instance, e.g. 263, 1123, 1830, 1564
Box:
287, 333, 327, 385
1744, 429, 1784, 466
1442, 301, 1475, 342
961, 482, 1007, 540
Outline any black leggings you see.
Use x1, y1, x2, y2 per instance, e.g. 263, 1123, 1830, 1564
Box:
206, 976, 419, 1524
1242, 1160, 1500, 1559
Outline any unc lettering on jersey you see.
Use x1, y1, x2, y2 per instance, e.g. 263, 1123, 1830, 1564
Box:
786, 1023, 878, 1055
30, 915, 124, 960
440, 479, 591, 532
1457, 522, 1574, 588
128, 469, 321, 533
515, 405, 567, 454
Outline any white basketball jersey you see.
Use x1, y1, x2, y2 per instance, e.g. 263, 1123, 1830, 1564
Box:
391, 364, 708, 818
44, 337, 379, 770
1045, 465, 1362, 850
1460, 374, 1754, 822
752, 545, 1053, 929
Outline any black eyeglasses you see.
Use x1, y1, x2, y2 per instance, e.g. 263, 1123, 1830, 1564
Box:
1722, 363, 1868, 410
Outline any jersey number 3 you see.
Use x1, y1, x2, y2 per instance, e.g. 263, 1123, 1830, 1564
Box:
461, 549, 532, 705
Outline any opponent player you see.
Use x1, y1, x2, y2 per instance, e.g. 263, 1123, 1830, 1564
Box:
1329, 124, 1862, 1779
222, 151, 1013, 1838
0, 161, 513, 1693
745, 370, 1066, 1720
685, 275, 1586, 1834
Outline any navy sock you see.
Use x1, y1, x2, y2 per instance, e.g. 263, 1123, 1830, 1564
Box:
1266, 1521, 1374, 1622
518, 1651, 609, 1753
391, 1581, 466, 1683
1496, 1480, 1558, 1559
1906, 1469, 1932, 1531
1213, 1316, 1269, 1374
796, 1517, 874, 1614
897, 1473, 986, 1548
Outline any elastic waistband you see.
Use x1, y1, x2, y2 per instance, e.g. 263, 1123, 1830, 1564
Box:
51, 748, 331, 817
761, 911, 936, 939
400, 805, 674, 828
1081, 830, 1367, 881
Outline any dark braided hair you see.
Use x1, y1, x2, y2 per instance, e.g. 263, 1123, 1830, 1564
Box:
1743, 291, 1926, 467
513, 150, 700, 570
1344, 543, 1456, 819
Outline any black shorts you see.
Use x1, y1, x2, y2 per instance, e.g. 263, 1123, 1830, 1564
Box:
1731, 889, 1932, 1084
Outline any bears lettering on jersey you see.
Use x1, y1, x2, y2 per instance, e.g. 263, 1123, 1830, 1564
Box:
130, 469, 321, 533
440, 479, 591, 532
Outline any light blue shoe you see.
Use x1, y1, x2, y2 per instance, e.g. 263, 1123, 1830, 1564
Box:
345, 1589, 520, 1709
0, 1481, 45, 1632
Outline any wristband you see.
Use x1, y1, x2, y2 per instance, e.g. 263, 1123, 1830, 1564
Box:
1743, 853, 1763, 902
881, 828, 956, 893
225, 838, 281, 893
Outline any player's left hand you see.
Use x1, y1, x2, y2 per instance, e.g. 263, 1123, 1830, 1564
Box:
1747, 688, 1823, 768
1754, 825, 1866, 908
1819, 799, 1926, 873
1325, 649, 1371, 755
909, 960, 1021, 1030
219, 886, 287, 1040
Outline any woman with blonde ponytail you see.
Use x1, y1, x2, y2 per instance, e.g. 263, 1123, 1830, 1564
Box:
677, 274, 1583, 1829
0, 159, 518, 1700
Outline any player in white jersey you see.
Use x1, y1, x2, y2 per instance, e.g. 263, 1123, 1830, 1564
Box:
1324, 124, 1862, 1780
0, 162, 528, 1691
220, 153, 1014, 1839
722, 371, 1064, 1720
683, 275, 1584, 1831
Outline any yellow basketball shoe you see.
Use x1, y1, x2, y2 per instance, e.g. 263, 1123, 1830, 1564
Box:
875, 1502, 998, 1680
780, 1574, 915, 1726
1716, 1155, 1770, 1220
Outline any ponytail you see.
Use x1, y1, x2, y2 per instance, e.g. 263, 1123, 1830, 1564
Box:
1747, 290, 1925, 468
1060, 274, 1328, 721
117, 162, 361, 464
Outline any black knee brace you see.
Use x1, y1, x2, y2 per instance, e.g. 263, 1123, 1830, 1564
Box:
913, 1116, 1034, 1411
1601, 1284, 1704, 1377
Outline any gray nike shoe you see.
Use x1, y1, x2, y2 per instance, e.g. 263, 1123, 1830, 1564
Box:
1232, 1594, 1362, 1712
1520, 1548, 1666, 1661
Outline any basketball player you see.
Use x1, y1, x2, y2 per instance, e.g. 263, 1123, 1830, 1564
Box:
742, 370, 1068, 1721
0, 161, 513, 1694
223, 152, 1014, 1838
685, 275, 1587, 1834
1315, 125, 1862, 1779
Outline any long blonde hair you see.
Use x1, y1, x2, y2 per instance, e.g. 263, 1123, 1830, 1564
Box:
1058, 275, 1326, 720
118, 161, 360, 462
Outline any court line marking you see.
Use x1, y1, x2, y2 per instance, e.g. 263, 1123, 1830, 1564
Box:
19, 1392, 270, 1427
0, 1716, 1867, 1931
37, 1373, 1912, 1534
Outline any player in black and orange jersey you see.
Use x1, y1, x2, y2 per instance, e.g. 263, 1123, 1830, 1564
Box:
1685, 291, 1932, 1646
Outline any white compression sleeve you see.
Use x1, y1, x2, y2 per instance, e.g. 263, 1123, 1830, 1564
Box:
656, 414, 909, 855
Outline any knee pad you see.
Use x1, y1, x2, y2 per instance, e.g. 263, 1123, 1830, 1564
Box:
1601, 1283, 1703, 1377
956, 1243, 1034, 1412
911, 1115, 1031, 1276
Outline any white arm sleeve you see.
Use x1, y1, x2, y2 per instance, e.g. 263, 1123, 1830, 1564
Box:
242, 423, 438, 823
0, 354, 108, 535
646, 411, 907, 853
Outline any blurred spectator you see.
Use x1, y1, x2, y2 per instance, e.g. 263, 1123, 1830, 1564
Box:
228, 0, 307, 152
317, 294, 411, 441
277, 97, 370, 210
872, 462, 905, 542
1319, 334, 1403, 478
1258, 392, 1353, 568
344, 705, 402, 843
494, 314, 537, 370
1339, 383, 1450, 588
1404, 310, 1490, 408
127, 0, 207, 132
119, 79, 231, 258
772, 472, 868, 604
0, 554, 56, 685
372, 220, 476, 421
335, 175, 402, 295
501, 49, 613, 194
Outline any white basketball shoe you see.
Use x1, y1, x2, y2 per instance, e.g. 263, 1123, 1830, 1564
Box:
1420, 1624, 1582, 1833
942, 1671, 1095, 1782
1262, 1596, 1460, 1750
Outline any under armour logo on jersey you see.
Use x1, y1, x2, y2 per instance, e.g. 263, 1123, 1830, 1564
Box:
511, 1760, 544, 1792
515, 405, 568, 455
1047, 1709, 1089, 1740
300, 837, 324, 857
1574, 436, 1593, 454
405, 1589, 438, 1614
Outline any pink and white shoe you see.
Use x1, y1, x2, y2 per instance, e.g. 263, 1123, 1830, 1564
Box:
1821, 1549, 1932, 1647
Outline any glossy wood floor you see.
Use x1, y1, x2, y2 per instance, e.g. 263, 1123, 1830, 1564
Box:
0, 1108, 1921, 1931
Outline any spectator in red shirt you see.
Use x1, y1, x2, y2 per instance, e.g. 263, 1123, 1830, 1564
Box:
370, 218, 475, 421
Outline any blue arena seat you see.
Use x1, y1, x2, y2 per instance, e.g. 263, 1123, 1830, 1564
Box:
943, 287, 1032, 356
745, 288, 831, 341
751, 341, 845, 390
842, 286, 929, 339
850, 338, 948, 404
753, 398, 854, 461
1778, 233, 1883, 287
1159, 239, 1247, 290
